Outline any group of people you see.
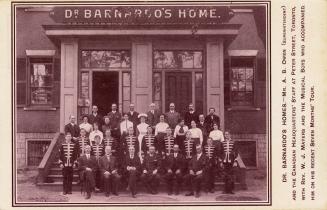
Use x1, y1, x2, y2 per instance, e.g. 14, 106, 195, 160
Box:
59, 103, 239, 199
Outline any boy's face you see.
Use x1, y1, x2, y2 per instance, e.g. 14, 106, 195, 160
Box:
80, 130, 86, 136
95, 136, 101, 144
128, 128, 134, 135
224, 132, 231, 139
166, 128, 172, 135
186, 132, 191, 139
147, 127, 153, 134
123, 115, 128, 120
65, 134, 72, 142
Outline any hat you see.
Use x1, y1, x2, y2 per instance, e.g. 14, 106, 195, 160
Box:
138, 113, 148, 119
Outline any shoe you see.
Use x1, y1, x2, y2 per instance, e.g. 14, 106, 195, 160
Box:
185, 192, 194, 196
67, 191, 72, 194
112, 192, 118, 196
195, 192, 200, 198
132, 194, 136, 198
85, 193, 91, 199
62, 192, 67, 195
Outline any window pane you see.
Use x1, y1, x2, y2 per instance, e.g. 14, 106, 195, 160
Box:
81, 72, 89, 87
162, 51, 177, 68
31, 87, 52, 104
123, 73, 131, 87
179, 51, 193, 68
239, 81, 245, 91
231, 68, 239, 80
31, 64, 52, 87
123, 87, 130, 101
246, 81, 253, 91
81, 51, 91, 68
83, 50, 131, 68
153, 73, 161, 101
81, 87, 89, 98
231, 81, 238, 91
90, 51, 105, 67
194, 52, 203, 68
246, 68, 254, 80
195, 73, 203, 87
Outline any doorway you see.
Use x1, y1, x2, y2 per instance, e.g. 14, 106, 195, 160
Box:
165, 72, 192, 113
92, 72, 119, 116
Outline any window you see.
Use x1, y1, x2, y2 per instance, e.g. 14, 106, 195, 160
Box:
81, 50, 131, 68
29, 58, 54, 105
27, 140, 51, 166
228, 51, 257, 106
153, 50, 203, 69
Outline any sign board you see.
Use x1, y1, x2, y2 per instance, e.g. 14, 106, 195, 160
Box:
49, 6, 234, 25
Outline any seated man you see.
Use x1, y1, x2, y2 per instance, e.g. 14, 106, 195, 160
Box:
141, 146, 161, 194
125, 146, 142, 198
184, 144, 208, 198
165, 144, 186, 195
99, 146, 121, 197
78, 145, 97, 199
91, 135, 105, 191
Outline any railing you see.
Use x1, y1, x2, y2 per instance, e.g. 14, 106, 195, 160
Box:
235, 154, 248, 190
37, 132, 64, 183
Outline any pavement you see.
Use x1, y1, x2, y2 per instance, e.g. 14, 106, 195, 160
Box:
16, 169, 267, 203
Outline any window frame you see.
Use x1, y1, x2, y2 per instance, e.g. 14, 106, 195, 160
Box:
229, 55, 257, 107
24, 50, 57, 110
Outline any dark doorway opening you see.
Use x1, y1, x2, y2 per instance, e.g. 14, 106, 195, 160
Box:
93, 72, 119, 117
165, 72, 192, 113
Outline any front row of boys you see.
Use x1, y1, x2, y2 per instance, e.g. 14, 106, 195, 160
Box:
59, 127, 238, 199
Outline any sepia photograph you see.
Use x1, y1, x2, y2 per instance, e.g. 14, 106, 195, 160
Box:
13, 1, 270, 206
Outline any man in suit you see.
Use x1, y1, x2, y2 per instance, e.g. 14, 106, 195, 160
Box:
184, 144, 208, 197
141, 146, 161, 194
165, 103, 180, 129
165, 144, 186, 195
99, 146, 121, 196
197, 114, 209, 145
204, 107, 220, 132
124, 146, 141, 198
127, 103, 139, 130
59, 132, 79, 195
146, 103, 161, 131
64, 115, 80, 142
107, 103, 122, 139
78, 145, 97, 199
184, 103, 199, 128
89, 105, 103, 130
91, 135, 105, 191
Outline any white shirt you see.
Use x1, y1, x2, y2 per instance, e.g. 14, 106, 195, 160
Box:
209, 129, 224, 142
79, 122, 93, 134
197, 153, 202, 160
173, 125, 189, 137
89, 130, 103, 145
188, 128, 203, 145
155, 122, 169, 135
120, 120, 134, 134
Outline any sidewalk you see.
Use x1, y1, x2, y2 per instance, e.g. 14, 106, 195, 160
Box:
16, 169, 267, 203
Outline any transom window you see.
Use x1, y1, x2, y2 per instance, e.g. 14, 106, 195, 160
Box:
153, 50, 203, 69
81, 50, 131, 68
230, 57, 255, 106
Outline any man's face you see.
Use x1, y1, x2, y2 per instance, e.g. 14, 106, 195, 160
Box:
105, 146, 111, 155
65, 134, 72, 142
105, 130, 111, 137
209, 108, 215, 115
129, 104, 135, 111
80, 129, 86, 137
199, 115, 205, 122
150, 104, 155, 110
85, 146, 91, 154
104, 117, 110, 124
95, 136, 101, 144
128, 128, 134, 135
224, 132, 231, 140
92, 106, 98, 113
94, 124, 99, 130
149, 146, 155, 154
196, 146, 202, 154
189, 104, 194, 111
70, 116, 76, 124
173, 145, 179, 153
112, 104, 117, 111
147, 127, 153, 134
83, 116, 88, 123
186, 132, 192, 139
207, 138, 213, 145
169, 103, 175, 111
129, 147, 135, 155
166, 128, 172, 136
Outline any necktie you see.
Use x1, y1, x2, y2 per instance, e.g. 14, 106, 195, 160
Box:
179, 126, 184, 133
126, 121, 128, 130
87, 154, 89, 159
174, 153, 177, 158
152, 110, 154, 114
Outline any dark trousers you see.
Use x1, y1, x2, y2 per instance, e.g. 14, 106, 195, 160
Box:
127, 170, 139, 195
94, 169, 102, 189
82, 170, 96, 193
103, 173, 121, 194
204, 165, 216, 191
165, 171, 183, 193
141, 173, 160, 193
62, 166, 73, 193
223, 163, 235, 193
184, 173, 204, 193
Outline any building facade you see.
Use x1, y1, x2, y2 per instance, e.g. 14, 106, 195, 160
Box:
15, 4, 268, 170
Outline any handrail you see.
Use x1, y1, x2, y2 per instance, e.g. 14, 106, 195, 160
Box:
235, 153, 248, 190
37, 132, 64, 183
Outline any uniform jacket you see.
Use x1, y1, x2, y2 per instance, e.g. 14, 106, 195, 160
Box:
141, 134, 156, 154
221, 139, 238, 164
181, 138, 196, 159
59, 142, 79, 167
91, 143, 105, 162
103, 137, 118, 155
121, 135, 139, 155
76, 136, 90, 156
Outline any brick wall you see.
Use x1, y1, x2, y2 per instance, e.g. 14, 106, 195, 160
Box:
232, 133, 267, 169
16, 133, 56, 169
